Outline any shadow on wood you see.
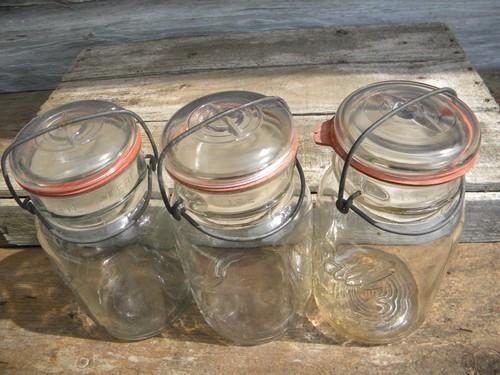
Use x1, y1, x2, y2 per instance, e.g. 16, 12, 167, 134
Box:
0, 248, 334, 346
0, 248, 111, 341
0, 90, 52, 138
0, 248, 228, 344
0, 246, 498, 374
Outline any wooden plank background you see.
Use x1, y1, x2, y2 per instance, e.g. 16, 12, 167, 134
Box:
0, 24, 498, 246
0, 243, 498, 374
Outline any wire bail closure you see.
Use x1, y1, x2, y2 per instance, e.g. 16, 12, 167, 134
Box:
334, 86, 463, 236
1, 108, 159, 243
157, 96, 306, 242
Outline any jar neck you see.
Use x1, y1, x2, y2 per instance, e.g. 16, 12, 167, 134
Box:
33, 155, 148, 242
330, 154, 464, 232
175, 163, 296, 232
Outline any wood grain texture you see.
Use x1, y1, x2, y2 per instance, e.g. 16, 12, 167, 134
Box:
41, 63, 499, 116
62, 24, 466, 82
0, 25, 499, 244
1, 0, 499, 93
0, 244, 498, 374
0, 25, 498, 195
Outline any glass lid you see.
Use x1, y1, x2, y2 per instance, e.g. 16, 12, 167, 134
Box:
325, 81, 481, 185
162, 91, 298, 192
10, 100, 141, 196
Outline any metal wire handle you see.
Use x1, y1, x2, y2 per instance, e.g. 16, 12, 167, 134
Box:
336, 86, 462, 236
1, 109, 158, 213
157, 96, 307, 242
1, 108, 159, 242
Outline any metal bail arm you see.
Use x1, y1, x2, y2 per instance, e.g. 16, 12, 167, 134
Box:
335, 86, 458, 235
157, 96, 307, 242
1, 109, 159, 215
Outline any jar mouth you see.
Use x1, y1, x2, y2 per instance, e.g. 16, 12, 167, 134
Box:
16, 130, 142, 197
165, 130, 299, 192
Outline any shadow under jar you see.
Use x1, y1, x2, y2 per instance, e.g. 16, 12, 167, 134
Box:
3, 101, 190, 341
159, 91, 313, 346
312, 81, 481, 345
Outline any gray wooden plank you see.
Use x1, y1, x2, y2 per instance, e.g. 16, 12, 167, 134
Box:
63, 24, 466, 82
0, 200, 34, 247
1, 0, 499, 93
479, 69, 500, 104
0, 1, 93, 6
0, 244, 498, 374
0, 91, 52, 138
465, 192, 500, 243
1, 192, 499, 246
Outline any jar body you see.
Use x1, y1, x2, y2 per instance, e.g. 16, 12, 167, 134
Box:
314, 155, 464, 344
174, 167, 313, 345
35, 183, 190, 341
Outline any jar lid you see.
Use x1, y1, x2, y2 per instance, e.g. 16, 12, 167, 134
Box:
10, 100, 141, 196
315, 81, 481, 185
162, 91, 298, 192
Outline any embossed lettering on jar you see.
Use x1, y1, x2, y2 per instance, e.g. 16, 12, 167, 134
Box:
159, 91, 313, 345
3, 101, 190, 341
313, 81, 481, 344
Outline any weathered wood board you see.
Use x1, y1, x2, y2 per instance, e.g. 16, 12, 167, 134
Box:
0, 244, 498, 374
0, 24, 499, 245
61, 25, 472, 82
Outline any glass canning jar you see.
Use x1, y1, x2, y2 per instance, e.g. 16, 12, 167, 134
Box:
158, 91, 313, 345
2, 100, 190, 341
312, 81, 481, 344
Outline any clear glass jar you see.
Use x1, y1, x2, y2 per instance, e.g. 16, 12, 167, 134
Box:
312, 81, 481, 344
4, 101, 190, 341
160, 91, 313, 345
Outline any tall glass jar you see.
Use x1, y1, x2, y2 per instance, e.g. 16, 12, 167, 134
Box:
3, 101, 190, 341
158, 91, 313, 345
312, 81, 481, 344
